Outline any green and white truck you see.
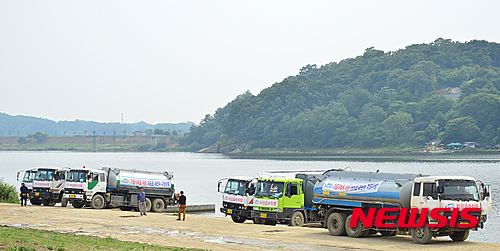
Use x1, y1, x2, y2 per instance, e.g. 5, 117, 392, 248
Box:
63, 166, 176, 211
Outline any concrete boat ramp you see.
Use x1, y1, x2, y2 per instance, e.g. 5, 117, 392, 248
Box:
164, 204, 215, 213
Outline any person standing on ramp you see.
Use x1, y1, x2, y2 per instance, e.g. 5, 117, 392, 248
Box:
137, 187, 147, 216
177, 191, 186, 221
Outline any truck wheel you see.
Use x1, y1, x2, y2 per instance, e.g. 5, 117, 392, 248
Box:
72, 201, 84, 208
42, 199, 53, 206
31, 198, 42, 205
345, 214, 366, 238
380, 231, 397, 236
151, 198, 165, 212
91, 194, 105, 209
61, 198, 68, 207
289, 211, 304, 227
264, 220, 276, 226
450, 229, 469, 241
146, 198, 152, 212
327, 212, 347, 236
411, 224, 433, 244
252, 218, 264, 224
231, 215, 247, 223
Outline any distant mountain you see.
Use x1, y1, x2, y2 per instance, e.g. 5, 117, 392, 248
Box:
0, 112, 196, 137
182, 38, 500, 152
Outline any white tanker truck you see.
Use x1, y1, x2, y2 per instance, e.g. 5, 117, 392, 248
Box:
251, 168, 493, 244
63, 166, 176, 212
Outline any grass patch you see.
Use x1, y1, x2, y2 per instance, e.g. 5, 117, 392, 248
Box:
0, 226, 194, 251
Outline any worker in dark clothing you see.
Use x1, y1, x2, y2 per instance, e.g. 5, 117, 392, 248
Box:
177, 191, 186, 221
20, 183, 29, 206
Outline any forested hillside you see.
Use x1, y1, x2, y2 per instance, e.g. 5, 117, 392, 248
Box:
182, 38, 500, 152
0, 113, 195, 137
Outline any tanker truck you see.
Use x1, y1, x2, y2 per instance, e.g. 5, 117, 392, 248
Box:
251, 168, 492, 244
218, 176, 258, 223
16, 168, 38, 204
63, 166, 176, 212
29, 167, 70, 206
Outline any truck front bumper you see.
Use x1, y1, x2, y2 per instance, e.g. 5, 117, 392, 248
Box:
30, 191, 50, 199
221, 207, 252, 218
251, 211, 286, 220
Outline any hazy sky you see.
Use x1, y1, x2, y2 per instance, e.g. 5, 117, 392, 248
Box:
1, 1, 499, 124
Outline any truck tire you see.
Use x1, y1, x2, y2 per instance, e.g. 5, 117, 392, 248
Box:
61, 198, 68, 207
345, 214, 365, 238
252, 218, 264, 224
90, 194, 105, 209
42, 199, 54, 207
327, 212, 347, 236
380, 231, 397, 236
231, 215, 247, 223
151, 198, 165, 213
450, 229, 469, 241
72, 201, 84, 208
411, 224, 433, 244
31, 198, 42, 205
289, 211, 304, 227
146, 198, 152, 212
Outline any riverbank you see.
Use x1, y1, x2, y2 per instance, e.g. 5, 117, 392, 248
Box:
0, 136, 182, 152
1, 203, 499, 251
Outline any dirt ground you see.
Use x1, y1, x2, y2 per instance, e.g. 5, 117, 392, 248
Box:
1, 203, 499, 251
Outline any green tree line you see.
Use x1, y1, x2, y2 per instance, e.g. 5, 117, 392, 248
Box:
182, 38, 500, 151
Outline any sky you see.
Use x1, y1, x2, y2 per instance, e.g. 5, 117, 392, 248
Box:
1, 1, 500, 125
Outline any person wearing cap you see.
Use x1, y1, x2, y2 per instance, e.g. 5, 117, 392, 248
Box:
137, 187, 147, 216
177, 191, 186, 221
20, 183, 28, 206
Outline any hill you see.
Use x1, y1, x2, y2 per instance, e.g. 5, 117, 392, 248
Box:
0, 113, 196, 137
182, 38, 500, 152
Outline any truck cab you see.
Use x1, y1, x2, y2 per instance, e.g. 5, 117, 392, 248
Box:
251, 177, 306, 226
30, 167, 69, 206
17, 168, 38, 203
218, 176, 257, 223
63, 167, 108, 209
409, 176, 493, 243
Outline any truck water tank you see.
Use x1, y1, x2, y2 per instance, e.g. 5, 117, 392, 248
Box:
313, 170, 427, 208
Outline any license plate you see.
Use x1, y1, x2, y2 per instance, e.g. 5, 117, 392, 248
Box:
260, 213, 267, 218
227, 209, 232, 214
69, 194, 75, 198
35, 192, 39, 196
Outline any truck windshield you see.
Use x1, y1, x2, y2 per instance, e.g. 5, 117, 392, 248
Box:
23, 171, 36, 182
440, 180, 479, 201
34, 169, 55, 181
225, 180, 247, 195
67, 171, 89, 182
255, 181, 284, 198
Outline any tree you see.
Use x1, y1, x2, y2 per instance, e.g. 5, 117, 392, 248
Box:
459, 93, 500, 130
0, 179, 19, 203
440, 117, 480, 143
17, 136, 26, 144
383, 111, 414, 145
172, 130, 178, 136
74, 130, 77, 136
123, 130, 127, 137
84, 130, 88, 136
63, 131, 66, 136
103, 131, 106, 136
17, 130, 20, 135
33, 131, 48, 141
154, 129, 164, 135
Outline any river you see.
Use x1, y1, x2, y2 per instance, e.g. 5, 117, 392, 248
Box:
0, 151, 498, 243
